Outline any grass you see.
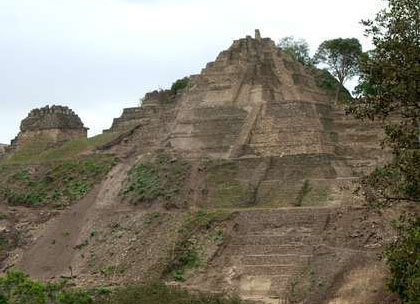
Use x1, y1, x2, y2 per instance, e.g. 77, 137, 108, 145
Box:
294, 180, 311, 207
4, 132, 120, 165
97, 281, 247, 304
121, 154, 190, 206
301, 184, 333, 206
0, 271, 250, 304
204, 160, 251, 208
0, 154, 117, 207
167, 210, 232, 281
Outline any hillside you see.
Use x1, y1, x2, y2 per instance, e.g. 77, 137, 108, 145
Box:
0, 31, 399, 304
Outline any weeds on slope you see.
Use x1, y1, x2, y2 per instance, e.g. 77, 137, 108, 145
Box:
120, 154, 190, 207
5, 133, 121, 165
0, 271, 249, 304
0, 155, 117, 207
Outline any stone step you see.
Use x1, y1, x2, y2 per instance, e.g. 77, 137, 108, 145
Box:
241, 254, 311, 266
238, 222, 327, 235
232, 235, 311, 246
242, 265, 302, 276
236, 213, 330, 226
228, 244, 311, 255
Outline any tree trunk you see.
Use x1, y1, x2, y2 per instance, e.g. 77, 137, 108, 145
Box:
334, 85, 340, 104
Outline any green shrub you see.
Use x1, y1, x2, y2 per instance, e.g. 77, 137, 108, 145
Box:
0, 155, 117, 207
170, 77, 189, 95
0, 272, 248, 304
384, 214, 420, 303
0, 271, 95, 304
97, 282, 245, 304
121, 155, 189, 205
0, 271, 46, 304
166, 210, 232, 280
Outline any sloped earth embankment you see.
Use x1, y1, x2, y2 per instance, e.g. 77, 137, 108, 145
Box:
188, 206, 397, 304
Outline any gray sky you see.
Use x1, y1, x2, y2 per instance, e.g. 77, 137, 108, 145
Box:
0, 0, 384, 144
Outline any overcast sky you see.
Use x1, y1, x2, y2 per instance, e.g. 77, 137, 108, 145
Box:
0, 0, 384, 144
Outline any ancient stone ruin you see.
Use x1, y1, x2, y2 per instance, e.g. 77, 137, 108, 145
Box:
106, 30, 387, 206
10, 31, 394, 304
10, 105, 88, 149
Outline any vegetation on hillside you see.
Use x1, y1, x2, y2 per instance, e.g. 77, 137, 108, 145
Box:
0, 155, 117, 207
384, 214, 420, 303
347, 0, 419, 207
121, 155, 190, 207
0, 271, 248, 304
165, 210, 232, 282
4, 132, 121, 165
345, 0, 419, 302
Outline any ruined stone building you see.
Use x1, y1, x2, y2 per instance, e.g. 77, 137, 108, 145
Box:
10, 105, 88, 150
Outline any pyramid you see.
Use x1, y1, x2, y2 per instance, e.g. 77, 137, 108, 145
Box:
105, 30, 387, 207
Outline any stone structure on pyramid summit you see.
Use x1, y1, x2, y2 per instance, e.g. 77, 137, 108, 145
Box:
10, 105, 88, 150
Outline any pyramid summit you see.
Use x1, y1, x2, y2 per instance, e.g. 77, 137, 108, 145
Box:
107, 31, 385, 169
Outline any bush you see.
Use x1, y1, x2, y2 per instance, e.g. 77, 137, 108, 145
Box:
96, 282, 245, 304
0, 155, 117, 207
170, 77, 189, 95
0, 271, 94, 304
384, 214, 420, 303
0, 272, 248, 304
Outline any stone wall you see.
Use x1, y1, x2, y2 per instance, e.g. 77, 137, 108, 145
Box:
10, 105, 88, 150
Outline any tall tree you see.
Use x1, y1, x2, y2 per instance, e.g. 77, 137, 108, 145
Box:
314, 38, 362, 101
278, 36, 312, 67
347, 0, 420, 206
347, 1, 419, 302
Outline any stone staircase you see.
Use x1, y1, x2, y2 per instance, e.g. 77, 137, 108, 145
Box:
221, 207, 332, 303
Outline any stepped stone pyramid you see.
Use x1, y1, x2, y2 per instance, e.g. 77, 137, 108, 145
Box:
106, 30, 387, 207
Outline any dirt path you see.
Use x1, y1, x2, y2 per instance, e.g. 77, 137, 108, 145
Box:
16, 158, 136, 280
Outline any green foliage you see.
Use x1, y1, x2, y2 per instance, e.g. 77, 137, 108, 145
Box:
278, 36, 312, 67
0, 155, 117, 207
97, 281, 246, 304
143, 212, 161, 224
205, 160, 252, 207
347, 0, 420, 205
315, 69, 352, 102
0, 271, 94, 304
314, 38, 362, 86
295, 180, 311, 207
0, 271, 249, 304
170, 77, 190, 95
167, 210, 232, 280
384, 214, 420, 303
0, 271, 46, 304
121, 155, 189, 206
346, 2, 419, 303
5, 133, 121, 165
56, 290, 93, 304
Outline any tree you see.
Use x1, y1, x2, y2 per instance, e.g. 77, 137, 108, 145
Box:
278, 36, 312, 67
314, 38, 362, 101
347, 0, 420, 206
346, 1, 419, 302
384, 214, 420, 304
